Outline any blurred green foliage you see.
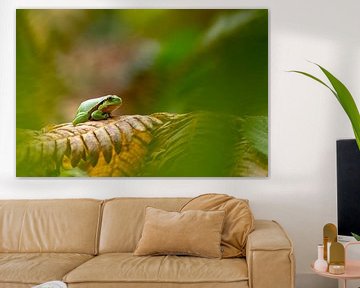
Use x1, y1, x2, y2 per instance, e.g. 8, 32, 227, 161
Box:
17, 9, 267, 128
16, 9, 268, 177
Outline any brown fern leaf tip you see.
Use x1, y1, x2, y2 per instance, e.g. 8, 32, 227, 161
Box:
17, 114, 168, 173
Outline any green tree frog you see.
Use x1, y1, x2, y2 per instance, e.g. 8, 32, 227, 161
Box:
72, 95, 122, 125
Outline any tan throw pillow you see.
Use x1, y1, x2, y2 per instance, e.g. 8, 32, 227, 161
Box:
181, 193, 254, 258
134, 207, 225, 258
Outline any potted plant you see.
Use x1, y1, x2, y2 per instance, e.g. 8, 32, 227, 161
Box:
291, 63, 360, 150
291, 63, 360, 241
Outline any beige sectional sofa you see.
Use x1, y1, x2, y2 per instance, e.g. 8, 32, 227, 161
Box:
0, 198, 295, 288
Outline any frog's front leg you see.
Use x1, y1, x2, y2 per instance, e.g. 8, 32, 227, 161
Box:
91, 110, 110, 121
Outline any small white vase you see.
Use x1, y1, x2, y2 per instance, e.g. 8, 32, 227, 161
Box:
314, 244, 328, 272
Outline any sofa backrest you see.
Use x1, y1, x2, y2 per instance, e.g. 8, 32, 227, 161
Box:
0, 199, 102, 255
99, 197, 190, 253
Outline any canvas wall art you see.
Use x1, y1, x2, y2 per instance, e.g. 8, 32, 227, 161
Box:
16, 9, 268, 177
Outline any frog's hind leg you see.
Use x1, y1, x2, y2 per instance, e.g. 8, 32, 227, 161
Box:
72, 112, 90, 125
91, 110, 109, 121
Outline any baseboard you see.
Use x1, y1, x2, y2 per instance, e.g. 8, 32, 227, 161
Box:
296, 273, 337, 288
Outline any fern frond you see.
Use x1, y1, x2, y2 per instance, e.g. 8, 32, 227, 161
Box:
231, 116, 268, 176
17, 112, 268, 177
16, 114, 165, 176
85, 130, 153, 177
142, 111, 268, 177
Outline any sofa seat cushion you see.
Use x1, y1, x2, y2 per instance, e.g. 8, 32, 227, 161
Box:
64, 253, 248, 285
0, 253, 93, 285
67, 283, 249, 288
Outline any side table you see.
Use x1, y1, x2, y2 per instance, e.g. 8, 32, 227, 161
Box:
311, 242, 360, 288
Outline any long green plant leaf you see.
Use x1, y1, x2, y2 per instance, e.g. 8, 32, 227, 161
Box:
290, 63, 360, 150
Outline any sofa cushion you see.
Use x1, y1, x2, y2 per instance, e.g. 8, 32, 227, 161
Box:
99, 198, 190, 253
0, 199, 102, 254
0, 284, 33, 288
134, 207, 225, 258
181, 194, 254, 257
67, 282, 249, 288
63, 253, 248, 285
0, 253, 93, 285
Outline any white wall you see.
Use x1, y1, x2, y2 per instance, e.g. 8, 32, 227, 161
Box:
1, 1, 359, 287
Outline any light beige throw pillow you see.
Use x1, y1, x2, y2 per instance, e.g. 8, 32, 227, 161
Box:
181, 193, 255, 258
134, 207, 225, 258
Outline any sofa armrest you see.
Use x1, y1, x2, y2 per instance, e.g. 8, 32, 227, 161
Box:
246, 220, 295, 288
